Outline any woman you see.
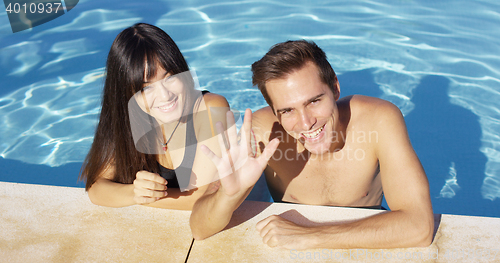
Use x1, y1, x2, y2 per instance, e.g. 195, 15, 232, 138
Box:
80, 23, 228, 210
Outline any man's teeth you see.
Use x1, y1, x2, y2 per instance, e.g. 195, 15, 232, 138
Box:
302, 126, 324, 139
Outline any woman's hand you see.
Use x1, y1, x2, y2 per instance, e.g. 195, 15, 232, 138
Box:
133, 171, 168, 204
201, 109, 279, 197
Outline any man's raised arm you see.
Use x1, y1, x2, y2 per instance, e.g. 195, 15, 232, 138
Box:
190, 109, 279, 240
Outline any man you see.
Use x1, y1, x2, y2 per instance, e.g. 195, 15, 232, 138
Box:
191, 40, 434, 249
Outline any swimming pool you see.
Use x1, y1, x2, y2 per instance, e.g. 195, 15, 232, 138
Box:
1, 0, 499, 217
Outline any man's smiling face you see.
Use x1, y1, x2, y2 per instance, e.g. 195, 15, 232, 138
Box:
266, 61, 340, 155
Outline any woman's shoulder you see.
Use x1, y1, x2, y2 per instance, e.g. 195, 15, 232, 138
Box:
193, 92, 230, 136
202, 92, 229, 108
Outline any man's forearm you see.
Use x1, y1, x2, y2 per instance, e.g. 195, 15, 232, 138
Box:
190, 186, 252, 240
257, 208, 433, 250
312, 209, 433, 249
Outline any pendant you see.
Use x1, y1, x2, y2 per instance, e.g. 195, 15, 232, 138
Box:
163, 144, 168, 151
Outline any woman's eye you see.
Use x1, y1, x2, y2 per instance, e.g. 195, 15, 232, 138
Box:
142, 85, 153, 92
163, 75, 177, 85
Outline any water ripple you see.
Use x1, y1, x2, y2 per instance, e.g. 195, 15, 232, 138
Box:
41, 38, 99, 69
32, 9, 142, 38
1, 41, 42, 76
0, 69, 104, 166
0, 0, 499, 201
155, 0, 500, 200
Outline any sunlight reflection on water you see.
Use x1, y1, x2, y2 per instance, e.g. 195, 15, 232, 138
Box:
0, 0, 499, 204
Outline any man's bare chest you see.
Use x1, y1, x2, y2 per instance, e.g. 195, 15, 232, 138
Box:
266, 149, 382, 207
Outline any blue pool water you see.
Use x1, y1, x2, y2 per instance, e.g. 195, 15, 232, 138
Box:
1, 0, 499, 217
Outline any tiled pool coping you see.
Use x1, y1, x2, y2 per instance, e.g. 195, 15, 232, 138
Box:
1, 182, 499, 262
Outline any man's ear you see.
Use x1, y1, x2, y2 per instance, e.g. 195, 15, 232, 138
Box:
274, 110, 281, 124
334, 81, 341, 101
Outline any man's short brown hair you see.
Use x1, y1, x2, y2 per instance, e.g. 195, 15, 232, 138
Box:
251, 40, 338, 110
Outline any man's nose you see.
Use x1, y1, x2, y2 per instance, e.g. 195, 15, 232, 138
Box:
298, 109, 316, 131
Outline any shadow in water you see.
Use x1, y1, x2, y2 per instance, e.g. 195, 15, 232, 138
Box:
405, 75, 488, 216
339, 69, 383, 98
433, 214, 442, 243
246, 172, 273, 202
0, 158, 85, 188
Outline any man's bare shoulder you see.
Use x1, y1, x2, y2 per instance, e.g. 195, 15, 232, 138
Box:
253, 106, 276, 122
344, 95, 403, 128
252, 106, 279, 142
344, 94, 394, 111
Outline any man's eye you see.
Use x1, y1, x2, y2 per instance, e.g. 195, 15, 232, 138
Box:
281, 109, 292, 115
311, 99, 320, 104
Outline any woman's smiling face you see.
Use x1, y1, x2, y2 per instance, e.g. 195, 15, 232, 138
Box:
135, 66, 187, 125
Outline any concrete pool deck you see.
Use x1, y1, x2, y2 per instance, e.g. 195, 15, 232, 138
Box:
1, 181, 499, 262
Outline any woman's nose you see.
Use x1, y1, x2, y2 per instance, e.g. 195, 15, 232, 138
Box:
157, 84, 175, 100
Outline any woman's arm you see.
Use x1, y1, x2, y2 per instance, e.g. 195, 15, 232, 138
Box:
88, 169, 213, 210
87, 164, 168, 208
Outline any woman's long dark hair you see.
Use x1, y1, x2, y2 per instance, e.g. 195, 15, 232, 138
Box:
79, 23, 194, 190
